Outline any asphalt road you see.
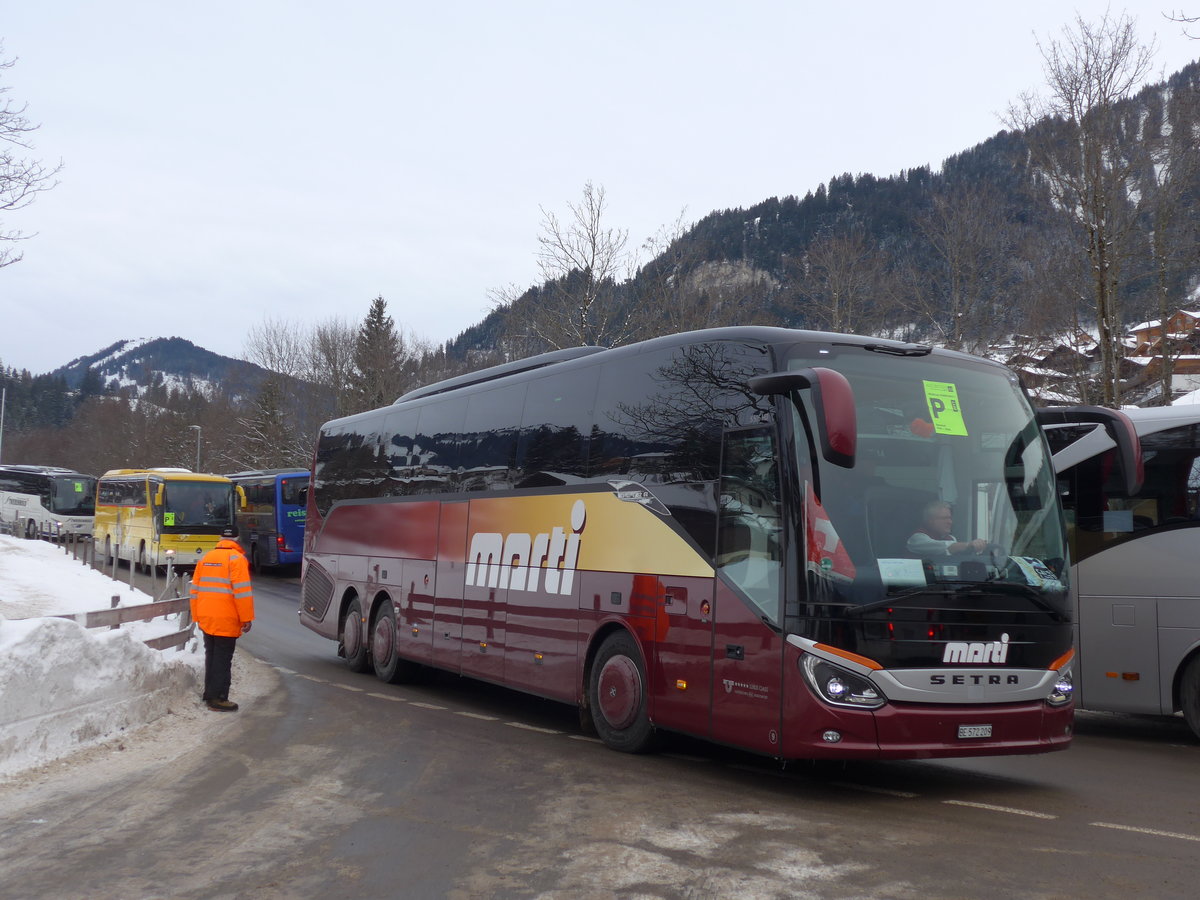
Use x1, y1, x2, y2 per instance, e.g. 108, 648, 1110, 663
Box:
2, 567, 1199, 899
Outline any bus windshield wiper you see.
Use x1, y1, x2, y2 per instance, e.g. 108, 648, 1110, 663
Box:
845, 582, 1069, 622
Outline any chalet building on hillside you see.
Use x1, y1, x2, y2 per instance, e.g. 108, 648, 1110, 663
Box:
1128, 310, 1200, 357
1002, 312, 1200, 405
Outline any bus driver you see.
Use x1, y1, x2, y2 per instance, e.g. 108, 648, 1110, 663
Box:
906, 500, 988, 557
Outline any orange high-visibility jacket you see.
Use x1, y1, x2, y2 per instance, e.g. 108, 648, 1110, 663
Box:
189, 539, 255, 637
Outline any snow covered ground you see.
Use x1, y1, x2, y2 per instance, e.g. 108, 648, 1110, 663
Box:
0, 535, 271, 782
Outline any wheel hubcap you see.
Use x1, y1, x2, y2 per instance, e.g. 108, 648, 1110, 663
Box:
373, 618, 393, 663
597, 655, 641, 730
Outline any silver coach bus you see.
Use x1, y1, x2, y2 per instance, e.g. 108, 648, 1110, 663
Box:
1047, 405, 1200, 738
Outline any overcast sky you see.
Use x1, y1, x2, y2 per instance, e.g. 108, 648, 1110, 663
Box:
3, 1, 1200, 375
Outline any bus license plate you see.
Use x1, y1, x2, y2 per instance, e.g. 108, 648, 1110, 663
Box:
958, 724, 993, 739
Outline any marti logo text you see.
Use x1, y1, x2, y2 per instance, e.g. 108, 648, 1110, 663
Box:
466, 500, 586, 596
942, 633, 1011, 664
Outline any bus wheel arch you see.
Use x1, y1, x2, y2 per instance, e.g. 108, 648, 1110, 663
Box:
1177, 651, 1200, 741
338, 591, 371, 673
586, 627, 658, 753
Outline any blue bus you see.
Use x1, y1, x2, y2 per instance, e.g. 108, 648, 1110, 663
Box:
228, 469, 309, 571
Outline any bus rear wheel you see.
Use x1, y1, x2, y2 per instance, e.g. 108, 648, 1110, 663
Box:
588, 631, 657, 753
1181, 655, 1200, 741
371, 602, 419, 684
340, 598, 371, 673
25, 519, 37, 540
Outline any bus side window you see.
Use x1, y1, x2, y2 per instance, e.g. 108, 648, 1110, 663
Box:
716, 427, 783, 622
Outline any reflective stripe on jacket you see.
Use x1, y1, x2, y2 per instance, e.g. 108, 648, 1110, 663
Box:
189, 539, 255, 637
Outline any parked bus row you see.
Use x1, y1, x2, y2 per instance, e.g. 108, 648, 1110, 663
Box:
1, 463, 307, 574
90, 467, 308, 574
298, 325, 1141, 761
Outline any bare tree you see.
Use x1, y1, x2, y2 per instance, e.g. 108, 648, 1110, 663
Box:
789, 226, 889, 335
502, 181, 636, 350
0, 46, 61, 268
307, 316, 359, 417
1133, 77, 1200, 404
915, 182, 1016, 350
1006, 10, 1156, 407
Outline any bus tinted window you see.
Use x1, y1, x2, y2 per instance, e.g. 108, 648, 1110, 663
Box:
413, 395, 468, 494
516, 368, 598, 486
1063, 422, 1200, 561
460, 382, 527, 491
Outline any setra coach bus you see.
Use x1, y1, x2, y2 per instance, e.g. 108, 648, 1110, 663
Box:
299, 326, 1136, 760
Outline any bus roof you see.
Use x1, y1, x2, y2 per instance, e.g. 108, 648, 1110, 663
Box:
385, 325, 953, 408
100, 468, 233, 483
226, 468, 309, 479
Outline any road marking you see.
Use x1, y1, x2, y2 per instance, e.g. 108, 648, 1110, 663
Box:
410, 701, 447, 710
832, 781, 919, 799
366, 692, 405, 702
273, 666, 295, 675
332, 683, 365, 692
295, 674, 325, 683
505, 721, 562, 734
944, 800, 1056, 819
568, 735, 603, 743
1091, 822, 1200, 842
455, 711, 499, 721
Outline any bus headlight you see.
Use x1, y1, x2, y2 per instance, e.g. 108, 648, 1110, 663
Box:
1046, 667, 1074, 707
801, 655, 887, 709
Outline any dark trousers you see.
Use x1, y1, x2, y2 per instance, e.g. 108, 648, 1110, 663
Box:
203, 633, 238, 701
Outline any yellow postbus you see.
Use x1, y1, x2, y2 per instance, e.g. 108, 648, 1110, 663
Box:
94, 468, 243, 571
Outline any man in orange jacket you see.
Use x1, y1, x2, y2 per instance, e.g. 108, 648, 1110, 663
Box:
190, 524, 255, 712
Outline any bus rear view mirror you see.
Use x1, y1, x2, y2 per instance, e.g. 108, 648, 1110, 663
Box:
749, 367, 856, 468
236, 485, 248, 510
1037, 405, 1144, 495
154, 484, 165, 506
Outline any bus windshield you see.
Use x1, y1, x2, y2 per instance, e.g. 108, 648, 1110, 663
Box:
49, 476, 96, 517
161, 481, 234, 531
786, 347, 1066, 615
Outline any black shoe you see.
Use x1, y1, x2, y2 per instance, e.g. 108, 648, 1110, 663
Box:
207, 699, 239, 712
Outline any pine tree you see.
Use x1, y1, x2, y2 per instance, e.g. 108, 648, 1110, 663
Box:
350, 296, 405, 413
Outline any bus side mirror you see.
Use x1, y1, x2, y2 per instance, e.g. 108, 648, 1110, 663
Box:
236, 485, 248, 510
1037, 405, 1144, 495
749, 367, 856, 468
154, 485, 165, 506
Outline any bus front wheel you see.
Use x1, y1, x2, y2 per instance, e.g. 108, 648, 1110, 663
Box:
1181, 655, 1200, 740
371, 601, 419, 684
588, 631, 657, 753
340, 598, 371, 673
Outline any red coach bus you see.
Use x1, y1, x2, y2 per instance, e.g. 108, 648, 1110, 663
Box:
300, 326, 1134, 760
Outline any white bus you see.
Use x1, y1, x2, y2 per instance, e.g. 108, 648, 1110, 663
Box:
1047, 405, 1200, 738
0, 465, 97, 539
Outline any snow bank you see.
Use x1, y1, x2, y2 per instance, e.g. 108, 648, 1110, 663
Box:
0, 617, 201, 779
0, 535, 203, 781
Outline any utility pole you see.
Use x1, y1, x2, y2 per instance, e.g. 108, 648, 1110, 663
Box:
188, 424, 201, 472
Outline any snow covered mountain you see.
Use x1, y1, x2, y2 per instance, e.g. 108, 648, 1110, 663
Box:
52, 337, 277, 401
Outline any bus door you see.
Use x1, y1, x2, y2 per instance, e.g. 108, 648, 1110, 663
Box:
431, 501, 469, 672
459, 499, 508, 682
709, 426, 785, 755
648, 573, 714, 737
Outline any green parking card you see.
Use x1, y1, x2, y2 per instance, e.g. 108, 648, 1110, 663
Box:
922, 381, 968, 436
